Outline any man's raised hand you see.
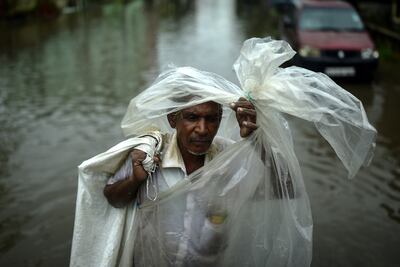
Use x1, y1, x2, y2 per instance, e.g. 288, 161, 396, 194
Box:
230, 97, 258, 138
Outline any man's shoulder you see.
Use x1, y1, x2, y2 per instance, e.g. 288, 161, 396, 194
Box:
213, 136, 234, 151
205, 136, 233, 162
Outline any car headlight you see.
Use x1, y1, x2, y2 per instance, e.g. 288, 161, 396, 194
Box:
361, 48, 379, 59
299, 46, 320, 57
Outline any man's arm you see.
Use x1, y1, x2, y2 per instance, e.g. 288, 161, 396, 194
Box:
103, 149, 154, 208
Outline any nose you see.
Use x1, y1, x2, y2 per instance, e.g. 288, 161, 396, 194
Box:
196, 118, 208, 136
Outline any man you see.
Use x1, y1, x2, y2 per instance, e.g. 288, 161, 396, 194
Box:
72, 39, 376, 267
103, 98, 257, 265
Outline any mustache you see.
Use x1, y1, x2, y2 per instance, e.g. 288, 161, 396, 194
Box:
190, 137, 212, 143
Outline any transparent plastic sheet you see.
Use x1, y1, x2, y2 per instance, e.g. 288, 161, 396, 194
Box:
233, 38, 376, 178
70, 37, 376, 267
133, 135, 311, 267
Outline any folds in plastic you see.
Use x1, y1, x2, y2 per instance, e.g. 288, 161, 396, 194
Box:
70, 37, 376, 267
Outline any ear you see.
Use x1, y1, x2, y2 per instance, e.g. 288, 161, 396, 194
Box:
167, 113, 177, 128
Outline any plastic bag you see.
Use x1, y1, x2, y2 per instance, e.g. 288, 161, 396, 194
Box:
70, 37, 376, 267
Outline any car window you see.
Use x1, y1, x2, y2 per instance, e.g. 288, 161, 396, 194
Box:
299, 7, 364, 32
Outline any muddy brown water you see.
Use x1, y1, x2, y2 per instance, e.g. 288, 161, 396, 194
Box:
0, 0, 399, 266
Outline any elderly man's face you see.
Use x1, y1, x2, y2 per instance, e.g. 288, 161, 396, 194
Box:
169, 101, 222, 156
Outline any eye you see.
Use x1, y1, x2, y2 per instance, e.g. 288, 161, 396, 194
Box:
184, 114, 198, 122
206, 115, 219, 123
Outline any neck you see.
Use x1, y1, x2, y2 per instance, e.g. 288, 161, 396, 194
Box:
178, 144, 206, 175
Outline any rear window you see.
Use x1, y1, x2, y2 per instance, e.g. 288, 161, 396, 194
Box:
299, 7, 364, 32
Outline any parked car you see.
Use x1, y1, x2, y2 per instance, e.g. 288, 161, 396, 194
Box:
281, 0, 379, 79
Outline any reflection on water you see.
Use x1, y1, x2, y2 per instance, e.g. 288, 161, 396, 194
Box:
0, 0, 399, 266
0, 1, 161, 265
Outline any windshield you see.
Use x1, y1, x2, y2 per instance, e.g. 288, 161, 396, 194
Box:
299, 7, 364, 31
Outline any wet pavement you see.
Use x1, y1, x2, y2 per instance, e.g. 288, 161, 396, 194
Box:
0, 0, 399, 266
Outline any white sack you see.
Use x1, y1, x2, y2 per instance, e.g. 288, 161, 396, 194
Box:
70, 37, 376, 267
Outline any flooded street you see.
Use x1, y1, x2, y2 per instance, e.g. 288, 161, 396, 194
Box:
0, 0, 399, 266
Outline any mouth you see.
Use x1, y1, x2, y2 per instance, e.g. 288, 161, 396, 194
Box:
188, 139, 211, 155
190, 138, 212, 145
